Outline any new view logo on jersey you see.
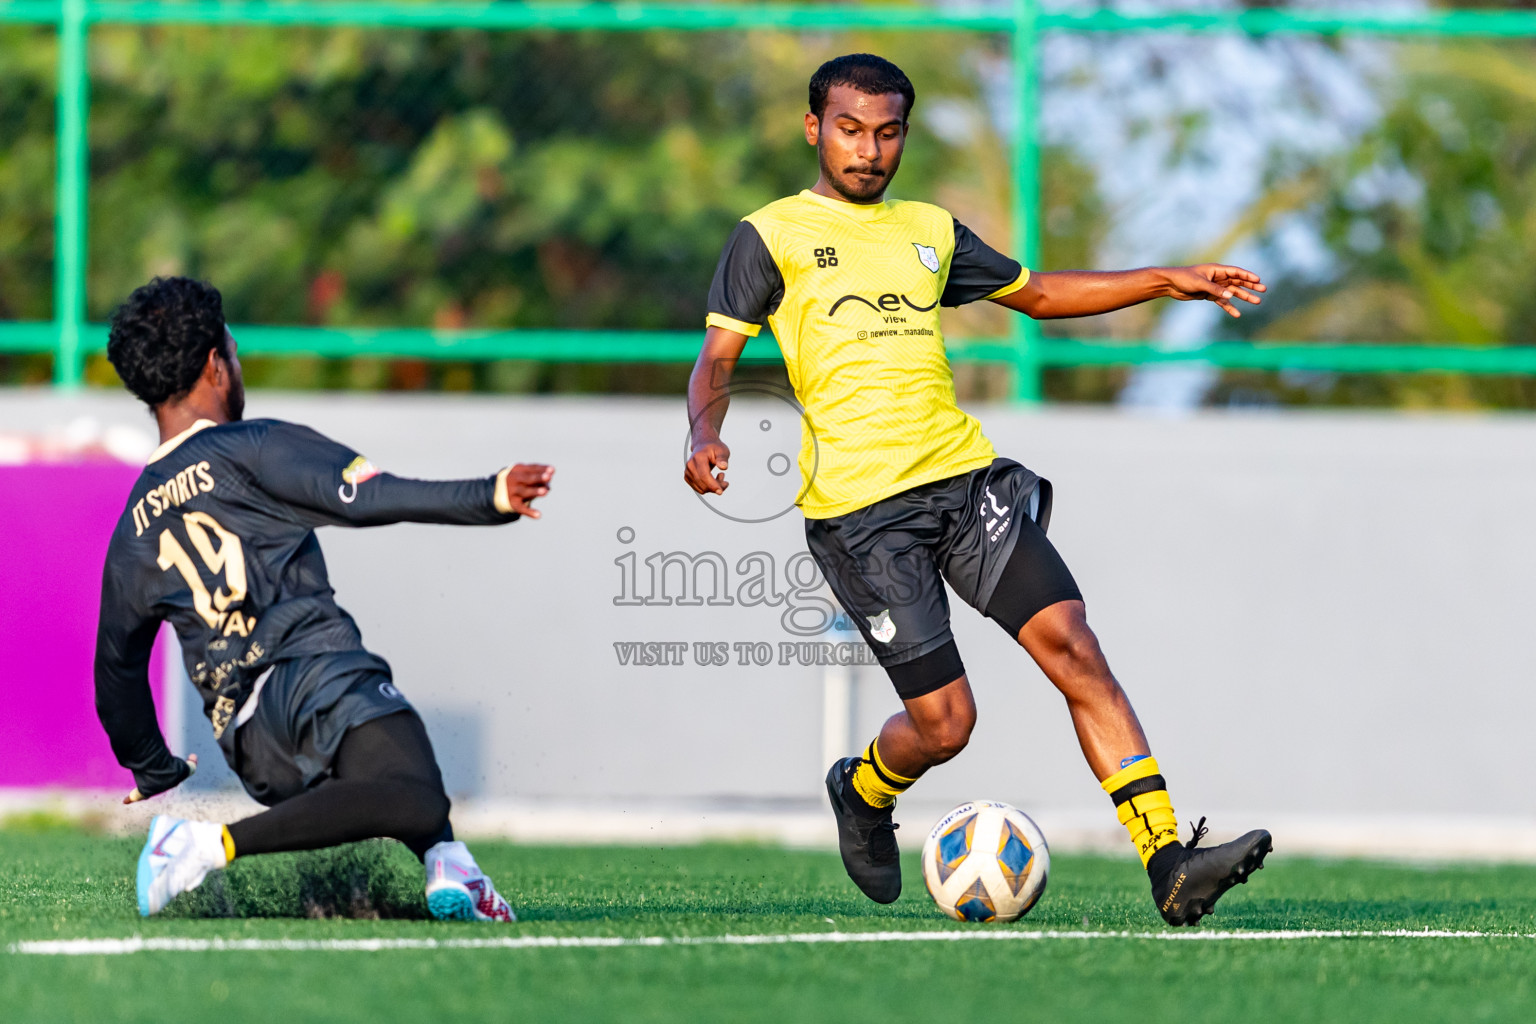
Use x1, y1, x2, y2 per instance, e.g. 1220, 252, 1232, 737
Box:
822, 240, 941, 321
826, 292, 937, 318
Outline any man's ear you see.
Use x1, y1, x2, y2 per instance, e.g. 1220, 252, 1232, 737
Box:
804, 111, 819, 146
204, 345, 226, 386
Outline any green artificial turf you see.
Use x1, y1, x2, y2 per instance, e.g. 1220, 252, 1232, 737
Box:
2, 826, 1534, 1023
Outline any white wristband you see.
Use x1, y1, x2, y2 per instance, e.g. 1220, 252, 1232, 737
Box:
494, 467, 514, 514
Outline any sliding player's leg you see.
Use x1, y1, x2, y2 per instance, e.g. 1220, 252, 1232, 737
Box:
987, 517, 1271, 926
226, 711, 452, 858
137, 713, 513, 920
135, 711, 442, 916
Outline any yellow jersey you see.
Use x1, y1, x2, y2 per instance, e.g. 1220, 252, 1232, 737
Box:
705, 189, 1028, 519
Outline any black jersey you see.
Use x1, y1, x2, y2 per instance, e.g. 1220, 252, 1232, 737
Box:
95, 418, 517, 797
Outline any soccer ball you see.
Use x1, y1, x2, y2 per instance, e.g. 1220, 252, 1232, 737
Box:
921, 801, 1049, 922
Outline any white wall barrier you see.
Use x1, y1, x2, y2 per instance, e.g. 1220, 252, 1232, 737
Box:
5, 390, 1534, 856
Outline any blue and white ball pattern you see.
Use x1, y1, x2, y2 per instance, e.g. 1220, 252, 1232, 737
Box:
921, 801, 1050, 922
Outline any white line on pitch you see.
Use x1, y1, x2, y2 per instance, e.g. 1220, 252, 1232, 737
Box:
11, 928, 1535, 956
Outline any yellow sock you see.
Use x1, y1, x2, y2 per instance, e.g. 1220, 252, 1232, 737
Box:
849, 740, 918, 810
221, 825, 237, 864
1100, 756, 1180, 867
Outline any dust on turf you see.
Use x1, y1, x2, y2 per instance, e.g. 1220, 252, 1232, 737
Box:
165, 839, 429, 919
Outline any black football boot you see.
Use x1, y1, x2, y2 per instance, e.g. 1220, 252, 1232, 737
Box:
1148, 817, 1272, 926
824, 756, 902, 904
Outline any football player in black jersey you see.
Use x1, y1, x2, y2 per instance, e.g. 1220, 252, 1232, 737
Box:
97, 276, 552, 919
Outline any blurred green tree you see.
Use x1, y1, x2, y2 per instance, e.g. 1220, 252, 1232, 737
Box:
1209, 40, 1536, 409
2, 23, 1032, 393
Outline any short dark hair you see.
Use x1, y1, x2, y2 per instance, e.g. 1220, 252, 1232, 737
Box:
107, 276, 229, 408
809, 53, 915, 121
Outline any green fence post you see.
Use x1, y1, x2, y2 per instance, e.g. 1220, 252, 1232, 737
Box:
53, 0, 89, 388
1010, 0, 1043, 403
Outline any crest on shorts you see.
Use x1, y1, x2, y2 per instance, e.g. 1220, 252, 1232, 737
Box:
913, 243, 940, 273
867, 608, 897, 644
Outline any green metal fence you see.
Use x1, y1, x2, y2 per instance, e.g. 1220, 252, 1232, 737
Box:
5, 1, 1536, 399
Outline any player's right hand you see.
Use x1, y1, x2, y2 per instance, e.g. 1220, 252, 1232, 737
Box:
499, 463, 555, 519
685, 440, 731, 495
124, 753, 198, 805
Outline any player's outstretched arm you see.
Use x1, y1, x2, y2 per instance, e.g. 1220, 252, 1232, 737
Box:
685, 326, 749, 496
253, 421, 552, 528
993, 265, 1266, 320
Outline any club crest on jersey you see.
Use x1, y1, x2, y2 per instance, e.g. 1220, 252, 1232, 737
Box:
867, 609, 897, 644
338, 456, 381, 504
913, 243, 940, 273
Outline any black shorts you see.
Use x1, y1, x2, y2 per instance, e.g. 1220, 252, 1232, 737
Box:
805, 458, 1082, 700
219, 650, 415, 806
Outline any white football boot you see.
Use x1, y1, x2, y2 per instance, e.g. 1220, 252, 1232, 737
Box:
424, 840, 516, 922
136, 816, 229, 917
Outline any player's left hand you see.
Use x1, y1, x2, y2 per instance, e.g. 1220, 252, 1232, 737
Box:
1164, 264, 1266, 318
500, 463, 555, 518
124, 753, 197, 804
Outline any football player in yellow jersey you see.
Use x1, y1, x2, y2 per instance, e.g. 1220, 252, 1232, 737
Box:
685, 54, 1271, 926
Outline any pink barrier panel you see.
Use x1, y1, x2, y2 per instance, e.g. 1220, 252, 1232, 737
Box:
0, 462, 165, 789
